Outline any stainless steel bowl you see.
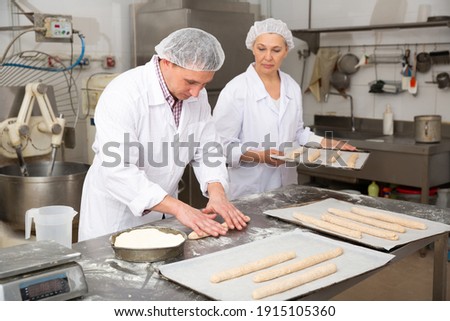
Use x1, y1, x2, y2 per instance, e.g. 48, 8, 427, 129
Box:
110, 226, 187, 263
0, 161, 89, 230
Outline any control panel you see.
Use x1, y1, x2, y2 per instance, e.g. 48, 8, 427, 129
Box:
34, 13, 73, 43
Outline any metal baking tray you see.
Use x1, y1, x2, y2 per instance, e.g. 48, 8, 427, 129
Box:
264, 198, 450, 251
159, 230, 394, 301
110, 226, 187, 263
270, 146, 370, 170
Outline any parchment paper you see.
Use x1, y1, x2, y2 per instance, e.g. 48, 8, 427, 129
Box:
264, 198, 450, 251
159, 230, 394, 301
270, 147, 370, 170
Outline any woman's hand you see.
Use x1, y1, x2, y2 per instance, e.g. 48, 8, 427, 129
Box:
241, 149, 286, 166
321, 138, 356, 151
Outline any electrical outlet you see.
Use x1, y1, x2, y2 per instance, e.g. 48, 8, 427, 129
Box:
102, 55, 116, 69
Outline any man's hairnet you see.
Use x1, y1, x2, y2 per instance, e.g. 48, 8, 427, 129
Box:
245, 18, 295, 51
155, 28, 225, 71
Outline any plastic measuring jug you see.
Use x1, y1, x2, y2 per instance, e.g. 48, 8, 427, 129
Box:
25, 205, 77, 248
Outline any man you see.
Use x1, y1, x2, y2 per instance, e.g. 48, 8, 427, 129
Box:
78, 28, 249, 241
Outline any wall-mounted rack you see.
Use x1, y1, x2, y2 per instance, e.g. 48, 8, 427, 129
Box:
292, 20, 450, 54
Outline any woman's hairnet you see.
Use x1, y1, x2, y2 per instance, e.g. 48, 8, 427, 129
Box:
155, 28, 225, 71
245, 18, 295, 51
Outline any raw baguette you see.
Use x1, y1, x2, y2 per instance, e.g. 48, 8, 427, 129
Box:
346, 153, 359, 168
293, 212, 362, 239
307, 149, 321, 162
253, 247, 343, 283
188, 222, 228, 240
327, 208, 406, 233
321, 213, 399, 240
210, 251, 296, 283
188, 216, 251, 240
351, 207, 427, 230
285, 147, 304, 159
252, 263, 337, 300
327, 150, 342, 164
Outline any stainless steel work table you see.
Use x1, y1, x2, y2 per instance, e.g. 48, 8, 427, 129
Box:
73, 185, 449, 301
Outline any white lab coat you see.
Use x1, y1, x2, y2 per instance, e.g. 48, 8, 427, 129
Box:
78, 56, 228, 241
213, 64, 321, 200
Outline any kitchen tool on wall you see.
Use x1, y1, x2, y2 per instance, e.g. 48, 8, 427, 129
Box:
408, 52, 418, 95
401, 49, 412, 90
414, 115, 441, 143
416, 51, 431, 73
337, 52, 360, 75
330, 70, 350, 94
430, 50, 450, 64
436, 72, 450, 89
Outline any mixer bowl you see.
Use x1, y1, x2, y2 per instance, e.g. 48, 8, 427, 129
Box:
0, 161, 90, 231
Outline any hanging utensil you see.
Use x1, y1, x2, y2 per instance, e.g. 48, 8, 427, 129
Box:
337, 52, 360, 75
408, 52, 418, 95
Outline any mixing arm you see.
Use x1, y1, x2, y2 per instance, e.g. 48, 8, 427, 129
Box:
7, 82, 66, 149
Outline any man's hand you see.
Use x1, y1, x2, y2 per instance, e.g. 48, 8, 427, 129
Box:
151, 195, 228, 238
202, 182, 250, 230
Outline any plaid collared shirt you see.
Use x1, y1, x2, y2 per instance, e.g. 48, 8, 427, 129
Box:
155, 57, 183, 127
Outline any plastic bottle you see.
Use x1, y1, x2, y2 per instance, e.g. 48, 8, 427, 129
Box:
383, 104, 394, 135
368, 181, 379, 197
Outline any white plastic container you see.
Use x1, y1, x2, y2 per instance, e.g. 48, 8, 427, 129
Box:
383, 104, 394, 135
25, 205, 77, 248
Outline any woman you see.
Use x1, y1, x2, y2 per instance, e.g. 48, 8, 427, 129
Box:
213, 18, 354, 200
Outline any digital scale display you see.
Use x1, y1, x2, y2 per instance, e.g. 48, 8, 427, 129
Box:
20, 273, 70, 301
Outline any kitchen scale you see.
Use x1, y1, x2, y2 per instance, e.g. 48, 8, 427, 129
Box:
0, 240, 88, 301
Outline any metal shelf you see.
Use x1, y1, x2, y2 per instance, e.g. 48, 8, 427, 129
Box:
292, 20, 450, 54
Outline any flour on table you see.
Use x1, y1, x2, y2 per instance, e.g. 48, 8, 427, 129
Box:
114, 228, 184, 249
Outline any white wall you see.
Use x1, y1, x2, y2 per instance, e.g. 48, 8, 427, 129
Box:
1, 0, 449, 164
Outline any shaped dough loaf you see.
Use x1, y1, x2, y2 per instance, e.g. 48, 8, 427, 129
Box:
351, 207, 427, 230
321, 213, 399, 240
307, 149, 321, 163
327, 208, 406, 233
253, 247, 343, 283
252, 263, 337, 300
188, 216, 251, 240
346, 153, 359, 168
293, 212, 362, 239
210, 251, 296, 283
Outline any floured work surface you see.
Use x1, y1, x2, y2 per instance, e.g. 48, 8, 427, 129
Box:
159, 230, 394, 301
270, 146, 370, 170
264, 198, 450, 251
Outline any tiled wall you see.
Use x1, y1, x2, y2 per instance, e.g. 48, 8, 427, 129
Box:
274, 0, 450, 125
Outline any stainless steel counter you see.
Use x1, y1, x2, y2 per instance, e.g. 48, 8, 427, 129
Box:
302, 116, 450, 204
72, 185, 449, 301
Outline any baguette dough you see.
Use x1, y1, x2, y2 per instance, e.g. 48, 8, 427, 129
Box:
252, 263, 337, 300
327, 208, 406, 233
346, 153, 359, 168
351, 207, 427, 230
285, 147, 304, 159
188, 216, 251, 240
210, 251, 296, 283
327, 150, 341, 164
293, 212, 362, 239
322, 213, 399, 240
307, 149, 321, 163
253, 247, 343, 283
